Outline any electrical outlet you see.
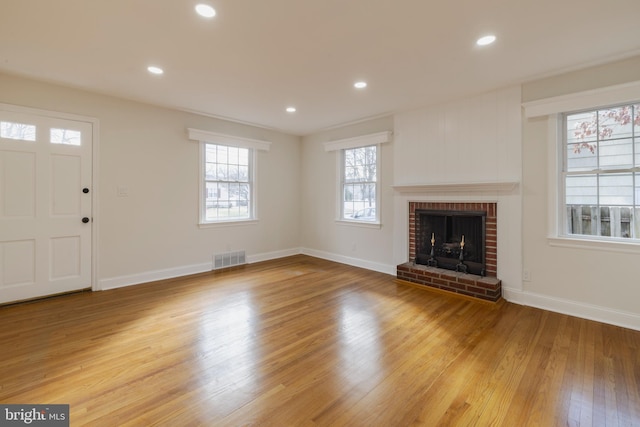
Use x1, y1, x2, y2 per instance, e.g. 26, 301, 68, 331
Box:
523, 269, 531, 281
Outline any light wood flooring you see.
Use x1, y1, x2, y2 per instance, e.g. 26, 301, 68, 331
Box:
1, 255, 639, 426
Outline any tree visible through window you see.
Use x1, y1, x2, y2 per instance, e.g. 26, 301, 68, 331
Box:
204, 143, 252, 222
0, 121, 36, 141
564, 103, 640, 239
342, 145, 377, 222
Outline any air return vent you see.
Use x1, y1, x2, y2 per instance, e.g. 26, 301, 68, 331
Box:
213, 250, 246, 270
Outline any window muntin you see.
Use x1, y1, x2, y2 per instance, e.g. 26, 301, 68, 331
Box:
563, 103, 640, 239
342, 145, 378, 222
203, 143, 252, 222
1, 121, 36, 141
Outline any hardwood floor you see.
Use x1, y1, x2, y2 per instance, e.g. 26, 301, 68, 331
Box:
1, 255, 639, 426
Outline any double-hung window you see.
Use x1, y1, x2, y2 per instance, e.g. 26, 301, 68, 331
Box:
563, 103, 640, 240
342, 145, 378, 222
204, 143, 252, 222
323, 131, 391, 225
188, 128, 271, 225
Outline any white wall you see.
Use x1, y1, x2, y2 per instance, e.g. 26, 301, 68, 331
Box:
299, 86, 523, 290
0, 73, 301, 289
5, 55, 640, 330
391, 87, 523, 295
520, 56, 640, 330
300, 117, 396, 274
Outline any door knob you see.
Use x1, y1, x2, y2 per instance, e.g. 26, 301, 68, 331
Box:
83, 188, 90, 194
82, 217, 90, 223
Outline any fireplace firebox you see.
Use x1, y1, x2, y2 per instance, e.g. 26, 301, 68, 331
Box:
415, 209, 486, 276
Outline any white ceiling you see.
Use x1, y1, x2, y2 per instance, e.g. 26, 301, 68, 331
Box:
1, 0, 640, 136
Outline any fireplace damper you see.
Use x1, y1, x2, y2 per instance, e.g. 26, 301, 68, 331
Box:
415, 209, 486, 276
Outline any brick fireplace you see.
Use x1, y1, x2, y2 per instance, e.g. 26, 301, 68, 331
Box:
397, 201, 501, 302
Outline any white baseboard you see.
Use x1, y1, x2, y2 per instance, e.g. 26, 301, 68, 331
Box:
99, 248, 394, 292
247, 248, 302, 264
98, 248, 304, 291
300, 248, 396, 276
503, 287, 640, 331
98, 262, 212, 291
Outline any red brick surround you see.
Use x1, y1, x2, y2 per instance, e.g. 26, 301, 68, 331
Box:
408, 202, 497, 277
399, 201, 501, 302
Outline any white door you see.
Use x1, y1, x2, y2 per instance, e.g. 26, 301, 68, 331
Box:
0, 108, 92, 304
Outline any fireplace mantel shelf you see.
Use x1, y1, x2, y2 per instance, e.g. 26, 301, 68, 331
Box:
392, 181, 519, 194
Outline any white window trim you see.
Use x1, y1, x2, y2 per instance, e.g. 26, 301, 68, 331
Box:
188, 128, 271, 226
324, 131, 391, 227
188, 128, 271, 151
523, 81, 640, 253
323, 131, 392, 152
522, 80, 640, 119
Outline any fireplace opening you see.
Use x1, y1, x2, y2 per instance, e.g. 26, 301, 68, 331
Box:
415, 209, 486, 276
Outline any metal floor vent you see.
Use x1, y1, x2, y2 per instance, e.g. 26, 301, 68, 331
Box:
213, 250, 247, 270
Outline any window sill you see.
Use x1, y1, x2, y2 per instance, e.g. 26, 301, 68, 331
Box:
548, 236, 640, 254
199, 219, 258, 229
335, 219, 382, 229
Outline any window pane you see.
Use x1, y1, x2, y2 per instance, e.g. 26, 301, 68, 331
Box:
362, 183, 376, 205
217, 145, 228, 163
216, 164, 228, 180
205, 163, 215, 179
599, 173, 633, 206
566, 143, 597, 171
343, 184, 357, 217
237, 183, 250, 216
50, 128, 81, 146
345, 149, 355, 165
598, 106, 634, 141
238, 165, 249, 181
599, 138, 632, 169
566, 111, 598, 144
345, 166, 357, 182
206, 145, 216, 163
566, 175, 597, 205
365, 145, 376, 159
1, 121, 36, 141
228, 146, 239, 164
238, 148, 249, 166
229, 165, 239, 181
566, 205, 598, 236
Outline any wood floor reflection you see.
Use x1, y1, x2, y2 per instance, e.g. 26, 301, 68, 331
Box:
1, 255, 639, 426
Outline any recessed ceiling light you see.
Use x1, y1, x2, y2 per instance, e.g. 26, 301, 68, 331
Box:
147, 66, 164, 75
195, 4, 216, 18
354, 81, 367, 89
476, 35, 496, 46
286, 107, 296, 113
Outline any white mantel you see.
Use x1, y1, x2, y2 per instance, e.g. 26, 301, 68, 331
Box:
392, 181, 519, 194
